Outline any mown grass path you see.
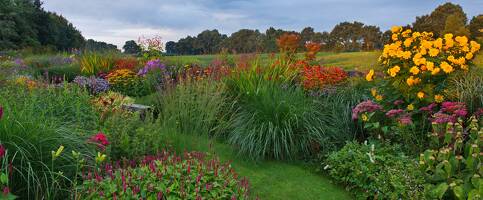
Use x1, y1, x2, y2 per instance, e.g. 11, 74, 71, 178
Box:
166, 134, 352, 199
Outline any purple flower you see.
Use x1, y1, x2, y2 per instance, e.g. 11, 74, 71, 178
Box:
73, 76, 110, 95
431, 112, 456, 124
398, 114, 413, 125
385, 109, 404, 118
419, 103, 437, 112
393, 100, 404, 106
138, 59, 166, 76
352, 100, 383, 120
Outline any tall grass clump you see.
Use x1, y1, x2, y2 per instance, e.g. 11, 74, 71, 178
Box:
79, 51, 118, 75
0, 84, 96, 199
156, 79, 232, 136
446, 69, 483, 115
225, 69, 324, 160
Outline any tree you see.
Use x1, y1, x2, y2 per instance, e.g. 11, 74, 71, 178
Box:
194, 29, 226, 54
361, 25, 382, 50
468, 15, 483, 40
413, 2, 467, 36
330, 21, 365, 51
225, 29, 264, 53
443, 14, 470, 37
299, 27, 315, 50
165, 41, 177, 55
123, 40, 141, 54
85, 39, 118, 52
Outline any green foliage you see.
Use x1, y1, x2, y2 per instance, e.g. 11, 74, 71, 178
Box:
419, 119, 482, 200
156, 79, 231, 136
122, 40, 141, 55
325, 141, 424, 199
79, 51, 118, 75
443, 14, 470, 37
42, 63, 81, 82
225, 72, 324, 160
446, 69, 483, 115
0, 84, 96, 199
76, 151, 250, 199
412, 2, 467, 37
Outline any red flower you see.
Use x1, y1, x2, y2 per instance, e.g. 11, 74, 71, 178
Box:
90, 132, 109, 150
0, 145, 5, 158
0, 106, 3, 120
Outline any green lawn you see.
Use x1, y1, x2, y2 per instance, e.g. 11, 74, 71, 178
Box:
162, 133, 352, 200
165, 50, 483, 71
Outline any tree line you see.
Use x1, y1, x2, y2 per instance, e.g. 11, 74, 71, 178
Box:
0, 0, 121, 52
163, 3, 482, 55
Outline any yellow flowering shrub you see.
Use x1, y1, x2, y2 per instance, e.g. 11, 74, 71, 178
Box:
373, 27, 481, 105
106, 69, 148, 96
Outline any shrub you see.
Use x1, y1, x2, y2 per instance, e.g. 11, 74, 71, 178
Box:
226, 75, 324, 160
106, 69, 149, 96
325, 141, 424, 199
302, 65, 348, 91
76, 151, 250, 199
419, 117, 481, 199
114, 57, 138, 70
0, 85, 96, 199
73, 76, 110, 95
42, 63, 82, 82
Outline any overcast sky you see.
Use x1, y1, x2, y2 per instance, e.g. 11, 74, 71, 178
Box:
43, 0, 482, 48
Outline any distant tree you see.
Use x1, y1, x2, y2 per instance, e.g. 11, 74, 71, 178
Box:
85, 39, 118, 52
263, 27, 285, 53
225, 29, 264, 53
194, 29, 226, 54
330, 21, 365, 51
413, 2, 467, 36
468, 15, 483, 40
299, 27, 315, 50
176, 36, 197, 55
361, 25, 382, 50
443, 14, 470, 37
165, 41, 177, 55
123, 40, 141, 54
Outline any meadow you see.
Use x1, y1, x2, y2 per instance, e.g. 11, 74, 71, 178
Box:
0, 29, 482, 200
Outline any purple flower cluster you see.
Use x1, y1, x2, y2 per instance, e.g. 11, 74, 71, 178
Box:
398, 114, 413, 125
138, 59, 165, 76
385, 109, 404, 118
352, 100, 383, 120
429, 102, 468, 124
48, 56, 74, 66
74, 76, 110, 95
419, 103, 437, 113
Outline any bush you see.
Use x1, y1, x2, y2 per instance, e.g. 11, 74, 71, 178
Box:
73, 76, 110, 95
419, 117, 481, 199
106, 69, 150, 96
226, 74, 324, 160
42, 63, 81, 82
325, 141, 424, 199
0, 85, 96, 199
76, 151, 250, 199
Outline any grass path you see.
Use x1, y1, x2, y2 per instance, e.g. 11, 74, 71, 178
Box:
165, 133, 352, 199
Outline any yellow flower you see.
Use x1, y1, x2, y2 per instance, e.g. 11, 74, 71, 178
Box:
434, 94, 444, 103
412, 31, 421, 39
370, 88, 377, 97
445, 36, 454, 49
410, 66, 420, 75
434, 38, 443, 49
361, 113, 369, 122
440, 62, 454, 73
470, 41, 481, 53
388, 66, 401, 77
52, 145, 64, 160
407, 104, 414, 111
420, 48, 427, 55
401, 29, 412, 37
417, 91, 425, 99
401, 51, 412, 59
455, 36, 468, 46
426, 61, 434, 71
391, 26, 402, 33
421, 40, 433, 49
428, 48, 439, 57
96, 152, 107, 164
406, 76, 421, 86
366, 69, 375, 81
431, 67, 441, 75
375, 95, 383, 101
392, 34, 399, 41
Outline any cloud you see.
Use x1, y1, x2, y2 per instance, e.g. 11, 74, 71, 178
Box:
42, 0, 482, 48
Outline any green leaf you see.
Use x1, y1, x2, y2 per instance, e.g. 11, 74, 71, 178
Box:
452, 185, 464, 200
0, 173, 8, 184
430, 182, 448, 199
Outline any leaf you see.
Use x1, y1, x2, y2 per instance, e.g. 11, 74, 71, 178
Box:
452, 185, 464, 200
430, 182, 448, 199
0, 173, 7, 184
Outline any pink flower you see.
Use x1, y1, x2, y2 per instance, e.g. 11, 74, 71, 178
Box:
352, 100, 383, 120
419, 103, 437, 113
393, 100, 404, 106
398, 114, 413, 125
431, 112, 456, 124
0, 106, 3, 120
385, 109, 404, 118
2, 187, 9, 196
0, 145, 5, 158
89, 132, 109, 150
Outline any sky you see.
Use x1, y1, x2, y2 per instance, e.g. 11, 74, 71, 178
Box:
43, 0, 482, 49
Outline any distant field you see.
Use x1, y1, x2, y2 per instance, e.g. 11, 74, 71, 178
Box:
165, 50, 483, 72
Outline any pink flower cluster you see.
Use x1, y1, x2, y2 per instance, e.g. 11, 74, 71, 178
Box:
429, 102, 468, 124
352, 100, 383, 120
